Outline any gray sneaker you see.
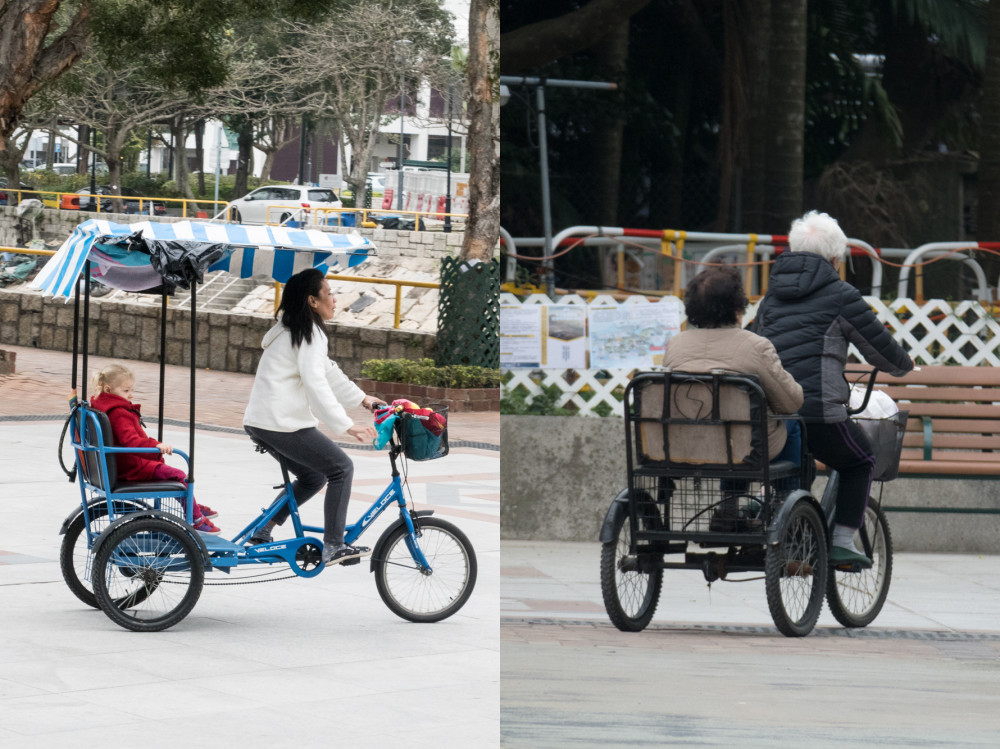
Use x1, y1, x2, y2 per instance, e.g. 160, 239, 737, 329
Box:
322, 543, 372, 566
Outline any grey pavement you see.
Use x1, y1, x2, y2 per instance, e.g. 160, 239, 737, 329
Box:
501, 540, 1000, 748
0, 419, 498, 748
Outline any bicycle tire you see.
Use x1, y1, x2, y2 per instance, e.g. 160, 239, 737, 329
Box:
60, 505, 155, 609
826, 502, 893, 628
374, 517, 477, 623
600, 506, 663, 632
93, 517, 204, 632
765, 500, 828, 637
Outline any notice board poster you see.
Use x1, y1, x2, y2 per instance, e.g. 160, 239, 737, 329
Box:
500, 304, 544, 367
588, 302, 682, 369
544, 305, 588, 368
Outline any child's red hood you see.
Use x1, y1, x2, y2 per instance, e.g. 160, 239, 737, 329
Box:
91, 392, 143, 412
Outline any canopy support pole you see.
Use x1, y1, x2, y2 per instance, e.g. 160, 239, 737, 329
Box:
81, 261, 91, 402
158, 290, 167, 442
71, 275, 80, 392
188, 281, 196, 483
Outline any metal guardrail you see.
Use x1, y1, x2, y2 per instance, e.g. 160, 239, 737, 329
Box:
259, 204, 468, 232
272, 274, 440, 328
1, 189, 226, 217
2, 189, 466, 228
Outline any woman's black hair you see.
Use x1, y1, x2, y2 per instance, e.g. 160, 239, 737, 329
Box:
277, 268, 327, 347
684, 266, 749, 328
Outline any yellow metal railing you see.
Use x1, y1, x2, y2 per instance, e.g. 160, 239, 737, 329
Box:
272, 273, 439, 328
1, 189, 226, 217
1, 246, 54, 256
260, 205, 468, 231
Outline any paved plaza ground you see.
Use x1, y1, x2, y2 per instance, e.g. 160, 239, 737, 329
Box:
0, 345, 499, 748
5, 345, 1000, 747
501, 541, 1000, 748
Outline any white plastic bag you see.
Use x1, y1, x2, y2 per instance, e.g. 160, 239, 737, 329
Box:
849, 384, 898, 418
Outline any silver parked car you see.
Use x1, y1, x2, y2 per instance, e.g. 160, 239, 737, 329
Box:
227, 185, 343, 225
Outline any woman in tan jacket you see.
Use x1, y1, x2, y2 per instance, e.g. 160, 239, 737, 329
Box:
664, 266, 804, 529
665, 266, 803, 456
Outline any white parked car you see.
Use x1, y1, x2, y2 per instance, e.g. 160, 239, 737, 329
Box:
227, 185, 343, 225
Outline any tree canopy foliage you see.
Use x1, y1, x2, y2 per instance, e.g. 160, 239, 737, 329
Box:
501, 0, 993, 291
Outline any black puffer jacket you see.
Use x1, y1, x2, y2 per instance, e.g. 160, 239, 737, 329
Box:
752, 251, 912, 423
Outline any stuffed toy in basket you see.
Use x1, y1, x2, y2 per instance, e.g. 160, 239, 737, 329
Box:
373, 399, 449, 460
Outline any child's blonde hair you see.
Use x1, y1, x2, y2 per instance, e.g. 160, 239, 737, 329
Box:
93, 363, 134, 394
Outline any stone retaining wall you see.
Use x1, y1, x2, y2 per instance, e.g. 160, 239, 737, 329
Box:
500, 414, 1000, 553
0, 286, 434, 378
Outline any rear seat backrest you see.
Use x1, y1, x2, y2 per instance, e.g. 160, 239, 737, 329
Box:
83, 410, 118, 491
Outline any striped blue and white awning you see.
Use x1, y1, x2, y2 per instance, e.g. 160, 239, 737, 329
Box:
32, 219, 376, 298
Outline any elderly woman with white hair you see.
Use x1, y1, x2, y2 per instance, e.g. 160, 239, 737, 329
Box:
752, 210, 913, 568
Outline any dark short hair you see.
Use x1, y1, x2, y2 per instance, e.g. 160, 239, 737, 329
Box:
684, 267, 749, 328
277, 268, 327, 347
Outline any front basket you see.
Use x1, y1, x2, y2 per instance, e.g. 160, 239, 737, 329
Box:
854, 410, 909, 482
394, 407, 449, 461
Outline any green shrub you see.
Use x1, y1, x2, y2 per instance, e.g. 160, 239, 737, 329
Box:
361, 358, 501, 389
500, 382, 572, 415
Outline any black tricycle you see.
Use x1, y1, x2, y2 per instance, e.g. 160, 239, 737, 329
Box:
599, 368, 906, 637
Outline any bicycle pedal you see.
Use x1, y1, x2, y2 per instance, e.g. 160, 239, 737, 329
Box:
833, 562, 864, 573
340, 556, 361, 566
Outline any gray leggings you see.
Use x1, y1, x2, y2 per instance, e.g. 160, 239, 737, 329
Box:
244, 425, 354, 545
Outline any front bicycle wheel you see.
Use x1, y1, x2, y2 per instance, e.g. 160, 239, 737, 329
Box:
93, 517, 204, 632
374, 517, 477, 623
600, 506, 663, 632
765, 500, 829, 637
827, 502, 893, 628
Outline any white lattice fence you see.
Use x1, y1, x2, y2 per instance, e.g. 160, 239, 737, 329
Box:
501, 294, 1000, 417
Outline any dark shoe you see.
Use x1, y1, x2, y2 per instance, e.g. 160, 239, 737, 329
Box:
322, 543, 372, 566
829, 545, 873, 569
248, 527, 272, 545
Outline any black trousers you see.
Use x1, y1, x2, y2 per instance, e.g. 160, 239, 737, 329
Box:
806, 420, 875, 528
244, 425, 355, 545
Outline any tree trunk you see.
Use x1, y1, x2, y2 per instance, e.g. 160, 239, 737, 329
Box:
106, 129, 127, 213
173, 116, 196, 208
44, 117, 56, 165
591, 20, 628, 227
0, 133, 28, 203
741, 0, 771, 231
461, 0, 500, 262
0, 1, 89, 151
260, 149, 276, 182
762, 0, 807, 233
978, 0, 1000, 276
76, 124, 89, 175
234, 119, 254, 200
195, 120, 206, 196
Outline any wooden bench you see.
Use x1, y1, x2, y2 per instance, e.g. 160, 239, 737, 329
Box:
873, 365, 1000, 477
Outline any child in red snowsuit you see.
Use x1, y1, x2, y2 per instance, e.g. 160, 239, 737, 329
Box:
90, 363, 221, 534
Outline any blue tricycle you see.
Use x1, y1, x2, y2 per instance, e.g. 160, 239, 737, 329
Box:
39, 219, 477, 631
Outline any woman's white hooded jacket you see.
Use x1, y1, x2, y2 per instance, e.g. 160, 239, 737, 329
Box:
243, 322, 364, 435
